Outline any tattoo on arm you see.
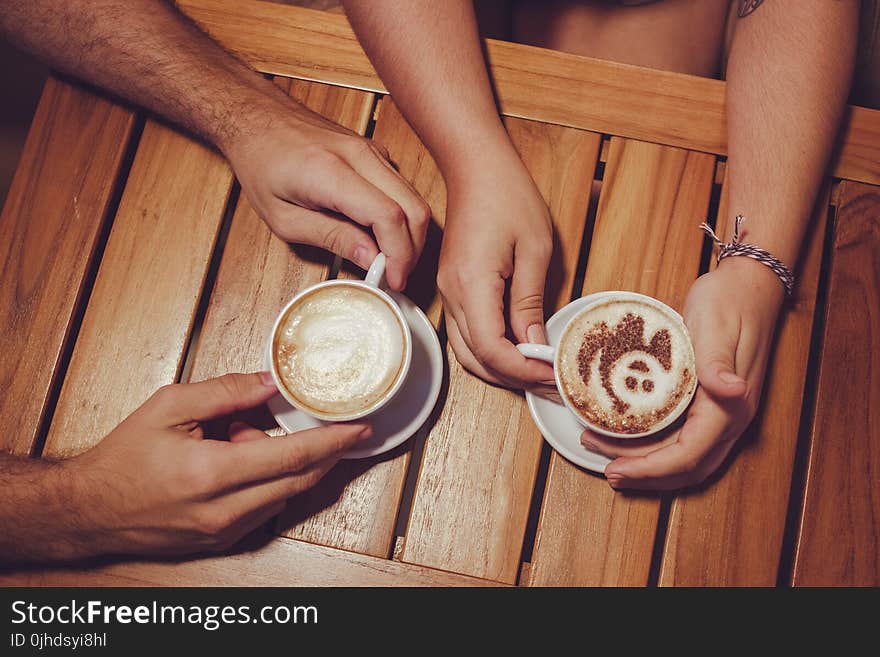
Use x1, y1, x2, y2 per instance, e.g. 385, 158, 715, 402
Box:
738, 0, 765, 18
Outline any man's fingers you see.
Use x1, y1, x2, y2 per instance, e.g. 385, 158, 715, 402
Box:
209, 455, 341, 532
211, 423, 372, 487
302, 157, 416, 291
347, 141, 432, 276
228, 421, 266, 444
459, 276, 555, 385
268, 203, 379, 271
509, 240, 551, 345
147, 373, 277, 427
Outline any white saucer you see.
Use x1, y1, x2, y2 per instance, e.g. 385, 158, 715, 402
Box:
264, 291, 443, 459
523, 292, 618, 474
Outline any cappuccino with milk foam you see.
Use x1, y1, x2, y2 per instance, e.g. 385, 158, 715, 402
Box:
557, 298, 696, 435
273, 284, 407, 419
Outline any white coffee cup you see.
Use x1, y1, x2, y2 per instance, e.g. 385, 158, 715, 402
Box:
269, 254, 413, 422
517, 291, 697, 439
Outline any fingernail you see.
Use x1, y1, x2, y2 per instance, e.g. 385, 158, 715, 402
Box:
356, 424, 373, 440
353, 246, 371, 270
606, 476, 623, 489
582, 439, 598, 451
539, 379, 557, 387
259, 371, 277, 388
719, 370, 744, 385
527, 323, 548, 345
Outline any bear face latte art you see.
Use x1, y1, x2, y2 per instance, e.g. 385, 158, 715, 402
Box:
556, 298, 696, 435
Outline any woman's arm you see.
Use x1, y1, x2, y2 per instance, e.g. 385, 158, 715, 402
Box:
344, 0, 556, 389
590, 0, 859, 489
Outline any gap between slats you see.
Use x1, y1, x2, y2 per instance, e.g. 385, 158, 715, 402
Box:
643, 156, 727, 587
516, 137, 607, 584
31, 114, 146, 458
775, 196, 840, 586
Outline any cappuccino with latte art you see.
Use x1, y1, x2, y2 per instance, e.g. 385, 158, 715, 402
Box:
557, 297, 696, 435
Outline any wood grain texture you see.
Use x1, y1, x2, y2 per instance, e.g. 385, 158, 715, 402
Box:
186, 79, 369, 385
177, 0, 880, 185
792, 181, 880, 586
0, 78, 134, 456
276, 99, 446, 557
178, 79, 410, 560
400, 120, 601, 583
528, 139, 715, 586
658, 179, 830, 587
41, 121, 233, 458
0, 535, 505, 587
275, 99, 447, 557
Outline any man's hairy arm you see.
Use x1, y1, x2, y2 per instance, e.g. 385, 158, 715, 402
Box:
0, 0, 285, 152
0, 454, 86, 561
0, 0, 430, 287
0, 374, 372, 563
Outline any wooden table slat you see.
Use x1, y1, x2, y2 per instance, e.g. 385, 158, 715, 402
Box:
0, 78, 135, 456
255, 88, 422, 559
275, 98, 449, 557
176, 0, 880, 186
4, 3, 877, 587
42, 120, 233, 458
792, 180, 880, 586
658, 178, 830, 587
0, 535, 505, 587
400, 119, 601, 583
184, 79, 352, 391
528, 138, 715, 586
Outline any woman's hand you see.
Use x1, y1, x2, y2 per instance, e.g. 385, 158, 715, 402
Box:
437, 157, 556, 389
581, 257, 785, 490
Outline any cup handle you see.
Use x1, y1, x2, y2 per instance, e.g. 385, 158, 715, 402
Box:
516, 343, 556, 364
364, 253, 386, 289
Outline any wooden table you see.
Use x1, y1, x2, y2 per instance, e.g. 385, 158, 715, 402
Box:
1, 0, 878, 587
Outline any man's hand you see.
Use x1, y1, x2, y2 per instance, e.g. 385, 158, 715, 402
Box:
224, 101, 430, 291
580, 258, 784, 490
438, 160, 556, 389
55, 373, 371, 558
0, 0, 431, 292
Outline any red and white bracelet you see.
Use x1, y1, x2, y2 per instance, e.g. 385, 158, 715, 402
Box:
699, 215, 795, 296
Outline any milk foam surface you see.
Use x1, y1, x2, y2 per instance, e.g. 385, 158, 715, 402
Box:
274, 285, 406, 417
558, 299, 695, 434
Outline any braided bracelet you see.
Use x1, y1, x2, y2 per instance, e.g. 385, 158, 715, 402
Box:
699, 215, 795, 296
